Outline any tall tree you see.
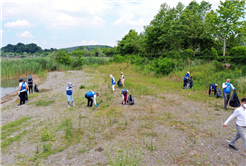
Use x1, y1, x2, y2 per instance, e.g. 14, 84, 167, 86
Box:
205, 0, 246, 56
180, 0, 212, 56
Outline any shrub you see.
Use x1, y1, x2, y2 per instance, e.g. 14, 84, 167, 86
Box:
242, 66, 246, 76
79, 85, 85, 89
230, 46, 246, 57
112, 54, 125, 63
211, 47, 218, 58
54, 49, 71, 65
180, 49, 193, 60
151, 57, 175, 75
167, 51, 180, 59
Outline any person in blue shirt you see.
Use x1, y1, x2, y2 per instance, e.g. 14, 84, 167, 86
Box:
18, 79, 28, 106
209, 83, 218, 97
222, 79, 236, 110
85, 91, 99, 107
27, 75, 34, 94
66, 82, 75, 107
121, 89, 130, 105
183, 71, 190, 89
110, 74, 116, 91
120, 72, 125, 87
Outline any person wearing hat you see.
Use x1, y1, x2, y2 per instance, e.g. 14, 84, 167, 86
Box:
110, 74, 116, 91
222, 79, 236, 110
120, 72, 125, 87
85, 91, 98, 107
209, 83, 218, 97
66, 82, 75, 107
183, 71, 190, 89
18, 79, 28, 106
27, 75, 34, 94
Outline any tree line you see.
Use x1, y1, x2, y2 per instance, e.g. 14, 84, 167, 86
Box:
115, 0, 246, 58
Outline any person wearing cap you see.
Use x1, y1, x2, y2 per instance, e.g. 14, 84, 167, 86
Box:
121, 89, 130, 105
209, 83, 218, 97
222, 79, 236, 110
183, 71, 190, 89
85, 91, 98, 107
120, 72, 125, 87
27, 75, 34, 94
18, 79, 28, 106
66, 82, 75, 107
110, 74, 116, 91
223, 98, 246, 150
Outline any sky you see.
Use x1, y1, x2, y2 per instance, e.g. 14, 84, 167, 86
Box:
1, 0, 222, 49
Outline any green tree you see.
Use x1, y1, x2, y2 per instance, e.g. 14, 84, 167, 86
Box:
205, 0, 246, 56
180, 0, 212, 56
54, 49, 71, 65
117, 29, 139, 55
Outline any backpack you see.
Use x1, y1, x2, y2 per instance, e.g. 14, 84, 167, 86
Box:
127, 94, 134, 105
28, 78, 33, 84
229, 90, 240, 107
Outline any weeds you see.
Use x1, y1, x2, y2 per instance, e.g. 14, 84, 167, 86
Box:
79, 85, 85, 89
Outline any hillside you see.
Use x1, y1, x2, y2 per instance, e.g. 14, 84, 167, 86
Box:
63, 45, 113, 52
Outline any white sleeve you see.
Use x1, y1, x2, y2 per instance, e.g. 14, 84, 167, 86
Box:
94, 95, 97, 105
230, 84, 235, 90
224, 110, 239, 125
222, 83, 227, 89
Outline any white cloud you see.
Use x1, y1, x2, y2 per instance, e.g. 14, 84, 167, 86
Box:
4, 19, 35, 28
80, 40, 98, 45
8, 29, 11, 32
0, 30, 3, 34
16, 31, 34, 38
113, 13, 145, 26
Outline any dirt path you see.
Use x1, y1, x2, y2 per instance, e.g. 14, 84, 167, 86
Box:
1, 69, 246, 165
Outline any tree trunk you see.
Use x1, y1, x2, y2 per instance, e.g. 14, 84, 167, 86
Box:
160, 49, 163, 57
193, 41, 196, 57
151, 51, 152, 58
223, 36, 226, 57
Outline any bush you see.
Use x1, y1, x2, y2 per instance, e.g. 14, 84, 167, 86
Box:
79, 85, 85, 89
242, 66, 246, 76
167, 51, 180, 59
112, 54, 126, 63
211, 47, 218, 58
180, 49, 193, 60
151, 57, 175, 75
54, 49, 71, 65
230, 46, 246, 57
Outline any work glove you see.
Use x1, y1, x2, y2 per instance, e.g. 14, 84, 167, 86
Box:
226, 83, 230, 86
95, 104, 97, 107
209, 95, 211, 97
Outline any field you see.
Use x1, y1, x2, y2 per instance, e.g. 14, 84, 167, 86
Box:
1, 63, 246, 165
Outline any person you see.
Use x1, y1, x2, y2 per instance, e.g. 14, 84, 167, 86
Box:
27, 75, 34, 94
183, 71, 190, 89
18, 79, 28, 106
66, 82, 75, 107
85, 91, 98, 107
120, 72, 125, 87
222, 79, 236, 110
121, 89, 130, 105
223, 98, 246, 150
209, 83, 218, 97
110, 74, 116, 91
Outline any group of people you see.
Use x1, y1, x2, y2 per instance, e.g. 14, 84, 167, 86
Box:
18, 76, 35, 106
183, 72, 246, 152
66, 72, 129, 107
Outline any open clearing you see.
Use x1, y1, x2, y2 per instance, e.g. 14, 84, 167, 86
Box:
1, 63, 246, 165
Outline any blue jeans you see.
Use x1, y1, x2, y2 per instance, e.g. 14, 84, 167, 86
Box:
229, 125, 246, 149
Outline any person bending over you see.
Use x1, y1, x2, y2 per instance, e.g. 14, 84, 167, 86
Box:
85, 91, 98, 107
121, 89, 130, 105
183, 71, 190, 89
209, 83, 218, 97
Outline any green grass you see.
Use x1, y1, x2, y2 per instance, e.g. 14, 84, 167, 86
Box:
1, 130, 28, 148
79, 85, 85, 89
1, 117, 32, 140
35, 99, 55, 107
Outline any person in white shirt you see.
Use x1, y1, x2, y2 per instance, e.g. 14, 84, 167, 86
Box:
110, 74, 116, 91
222, 79, 236, 110
223, 98, 246, 150
18, 79, 28, 106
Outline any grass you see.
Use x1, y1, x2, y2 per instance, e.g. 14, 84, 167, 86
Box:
79, 85, 85, 89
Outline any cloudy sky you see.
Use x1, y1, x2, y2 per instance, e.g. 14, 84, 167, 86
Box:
1, 0, 221, 49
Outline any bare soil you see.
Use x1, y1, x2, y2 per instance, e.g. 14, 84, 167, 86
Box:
1, 69, 246, 165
